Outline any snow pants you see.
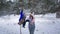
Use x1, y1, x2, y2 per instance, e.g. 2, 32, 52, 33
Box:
23, 20, 30, 27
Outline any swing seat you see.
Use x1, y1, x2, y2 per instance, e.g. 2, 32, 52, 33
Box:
18, 19, 24, 25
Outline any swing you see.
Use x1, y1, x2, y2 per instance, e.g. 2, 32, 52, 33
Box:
18, 19, 25, 25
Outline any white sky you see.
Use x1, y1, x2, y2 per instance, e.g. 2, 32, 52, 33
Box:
6, 0, 14, 2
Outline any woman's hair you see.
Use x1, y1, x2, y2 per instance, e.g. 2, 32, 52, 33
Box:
31, 12, 33, 14
30, 14, 34, 19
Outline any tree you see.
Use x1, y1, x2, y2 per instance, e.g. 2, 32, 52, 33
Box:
0, 0, 10, 11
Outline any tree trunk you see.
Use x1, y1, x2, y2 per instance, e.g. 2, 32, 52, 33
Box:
56, 11, 60, 18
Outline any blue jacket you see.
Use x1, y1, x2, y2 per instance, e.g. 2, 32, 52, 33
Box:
19, 10, 24, 21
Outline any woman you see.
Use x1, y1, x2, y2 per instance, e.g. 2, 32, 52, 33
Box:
28, 12, 35, 34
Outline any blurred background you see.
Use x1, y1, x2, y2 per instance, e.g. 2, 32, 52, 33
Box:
0, 0, 60, 18
0, 0, 60, 34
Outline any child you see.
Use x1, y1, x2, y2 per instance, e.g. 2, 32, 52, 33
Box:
18, 9, 26, 25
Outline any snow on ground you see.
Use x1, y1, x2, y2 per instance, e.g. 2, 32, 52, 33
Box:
0, 13, 60, 34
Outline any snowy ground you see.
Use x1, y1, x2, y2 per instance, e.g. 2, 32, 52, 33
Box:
0, 13, 60, 34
